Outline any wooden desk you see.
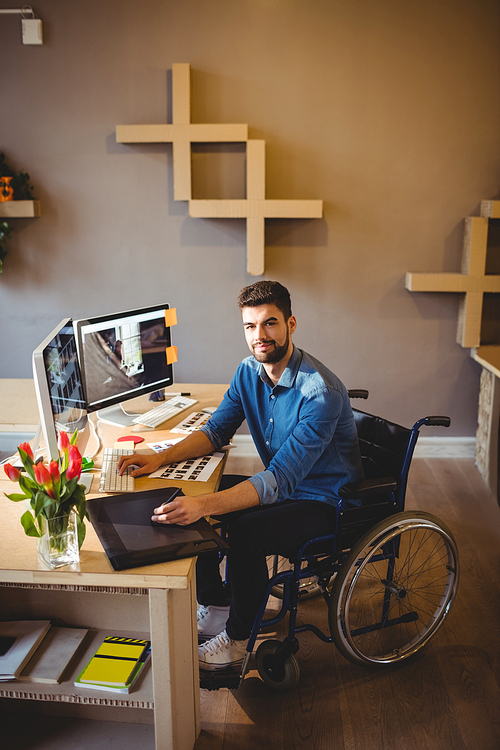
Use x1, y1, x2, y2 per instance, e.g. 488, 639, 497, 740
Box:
0, 382, 228, 750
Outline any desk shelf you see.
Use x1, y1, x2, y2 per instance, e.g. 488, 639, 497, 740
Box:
0, 628, 154, 709
0, 583, 154, 709
0, 560, 198, 749
0, 200, 41, 218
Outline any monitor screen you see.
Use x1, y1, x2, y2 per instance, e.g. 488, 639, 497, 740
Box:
32, 319, 90, 462
74, 304, 173, 425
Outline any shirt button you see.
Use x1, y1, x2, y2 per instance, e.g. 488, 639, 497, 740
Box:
271, 395, 275, 399
266, 441, 269, 445
270, 418, 273, 423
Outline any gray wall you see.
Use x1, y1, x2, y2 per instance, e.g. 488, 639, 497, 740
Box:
2, 0, 499, 436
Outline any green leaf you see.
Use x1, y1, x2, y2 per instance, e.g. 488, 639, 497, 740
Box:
33, 490, 56, 518
76, 516, 86, 549
18, 474, 38, 494
61, 477, 78, 498
5, 492, 29, 502
18, 446, 35, 471
73, 483, 85, 503
20, 510, 41, 538
76, 493, 87, 522
46, 502, 60, 519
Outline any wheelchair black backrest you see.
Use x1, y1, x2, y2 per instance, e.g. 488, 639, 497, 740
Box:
333, 410, 414, 552
352, 409, 412, 483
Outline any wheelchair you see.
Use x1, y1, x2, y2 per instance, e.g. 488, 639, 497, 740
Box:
200, 396, 460, 692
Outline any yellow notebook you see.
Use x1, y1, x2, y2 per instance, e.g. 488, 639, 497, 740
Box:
79, 637, 149, 687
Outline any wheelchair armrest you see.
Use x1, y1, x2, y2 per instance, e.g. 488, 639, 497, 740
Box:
338, 477, 397, 499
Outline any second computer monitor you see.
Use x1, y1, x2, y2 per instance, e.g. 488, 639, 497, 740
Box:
32, 318, 90, 462
74, 304, 174, 426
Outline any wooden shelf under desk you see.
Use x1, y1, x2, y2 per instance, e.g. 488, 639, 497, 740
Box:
0, 626, 154, 709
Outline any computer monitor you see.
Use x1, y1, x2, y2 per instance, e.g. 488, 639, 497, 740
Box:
32, 318, 91, 463
74, 304, 174, 427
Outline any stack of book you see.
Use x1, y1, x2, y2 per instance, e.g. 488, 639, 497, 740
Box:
0, 623, 151, 694
74, 636, 151, 694
0, 620, 88, 684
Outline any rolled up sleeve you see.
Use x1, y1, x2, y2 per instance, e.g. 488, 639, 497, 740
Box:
248, 470, 279, 505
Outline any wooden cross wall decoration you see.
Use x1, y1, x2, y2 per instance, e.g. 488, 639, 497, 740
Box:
116, 64, 323, 275
406, 201, 500, 349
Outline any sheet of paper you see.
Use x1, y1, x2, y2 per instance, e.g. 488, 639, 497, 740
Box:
149, 452, 224, 482
170, 411, 211, 434
146, 437, 185, 453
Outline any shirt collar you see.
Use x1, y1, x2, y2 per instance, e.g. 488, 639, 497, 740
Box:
258, 345, 302, 389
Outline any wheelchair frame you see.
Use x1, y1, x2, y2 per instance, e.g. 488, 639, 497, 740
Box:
200, 410, 460, 692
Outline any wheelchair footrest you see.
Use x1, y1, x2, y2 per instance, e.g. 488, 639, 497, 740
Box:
199, 667, 241, 690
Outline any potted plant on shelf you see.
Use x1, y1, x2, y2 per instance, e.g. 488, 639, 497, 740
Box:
0, 152, 35, 200
0, 221, 12, 276
0, 152, 36, 276
3, 431, 89, 569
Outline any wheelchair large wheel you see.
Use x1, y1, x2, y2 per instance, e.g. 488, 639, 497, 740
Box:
329, 512, 459, 667
268, 556, 322, 600
255, 639, 300, 692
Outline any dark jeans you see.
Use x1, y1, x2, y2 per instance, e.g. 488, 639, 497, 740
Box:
196, 475, 337, 641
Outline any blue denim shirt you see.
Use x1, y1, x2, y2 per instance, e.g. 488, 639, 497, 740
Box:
200, 346, 364, 507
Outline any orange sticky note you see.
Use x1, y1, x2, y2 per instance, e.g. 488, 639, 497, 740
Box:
166, 346, 178, 365
164, 308, 178, 328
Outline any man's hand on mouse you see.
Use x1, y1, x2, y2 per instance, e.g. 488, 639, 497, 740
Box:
117, 451, 164, 477
152, 495, 204, 526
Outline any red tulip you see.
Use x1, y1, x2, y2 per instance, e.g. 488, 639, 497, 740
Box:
18, 442, 34, 460
66, 444, 82, 481
4, 463, 20, 482
58, 430, 70, 454
34, 461, 54, 498
49, 460, 60, 482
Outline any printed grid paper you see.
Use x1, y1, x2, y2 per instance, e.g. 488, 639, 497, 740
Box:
170, 411, 211, 434
149, 452, 224, 482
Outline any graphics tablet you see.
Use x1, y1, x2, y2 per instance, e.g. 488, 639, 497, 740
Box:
87, 487, 228, 571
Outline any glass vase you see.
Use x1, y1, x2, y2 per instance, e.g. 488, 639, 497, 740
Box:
37, 510, 79, 568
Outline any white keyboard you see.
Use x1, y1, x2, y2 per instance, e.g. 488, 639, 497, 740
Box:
99, 448, 135, 493
132, 395, 197, 429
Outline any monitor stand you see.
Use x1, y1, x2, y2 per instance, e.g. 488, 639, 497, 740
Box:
96, 404, 141, 428
79, 473, 93, 493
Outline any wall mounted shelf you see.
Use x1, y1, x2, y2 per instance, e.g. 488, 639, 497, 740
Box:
0, 200, 41, 218
117, 64, 323, 275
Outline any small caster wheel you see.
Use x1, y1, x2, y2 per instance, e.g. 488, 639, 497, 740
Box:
255, 639, 300, 692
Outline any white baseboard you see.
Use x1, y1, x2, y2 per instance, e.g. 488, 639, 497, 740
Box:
413, 437, 476, 458
232, 434, 476, 459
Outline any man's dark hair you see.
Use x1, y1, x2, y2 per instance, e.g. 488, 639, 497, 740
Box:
237, 281, 292, 320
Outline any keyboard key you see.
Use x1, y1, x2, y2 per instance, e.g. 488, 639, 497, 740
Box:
100, 448, 135, 493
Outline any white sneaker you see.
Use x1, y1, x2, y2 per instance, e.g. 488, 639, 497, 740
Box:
197, 604, 230, 640
198, 630, 247, 671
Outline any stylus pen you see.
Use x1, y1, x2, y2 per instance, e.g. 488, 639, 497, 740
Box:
165, 391, 191, 397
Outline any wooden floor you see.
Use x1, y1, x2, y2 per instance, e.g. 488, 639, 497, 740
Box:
195, 458, 500, 750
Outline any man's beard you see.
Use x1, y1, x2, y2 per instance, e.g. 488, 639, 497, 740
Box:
252, 329, 290, 364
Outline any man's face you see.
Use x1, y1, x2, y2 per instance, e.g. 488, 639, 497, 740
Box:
241, 304, 296, 365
